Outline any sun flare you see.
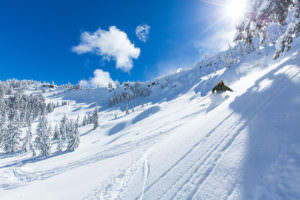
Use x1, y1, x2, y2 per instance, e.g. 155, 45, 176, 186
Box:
223, 0, 247, 23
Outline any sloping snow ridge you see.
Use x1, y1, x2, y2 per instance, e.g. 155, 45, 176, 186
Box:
1, 40, 300, 200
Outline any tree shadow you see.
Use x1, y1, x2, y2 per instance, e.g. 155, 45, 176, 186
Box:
229, 58, 300, 199
107, 106, 161, 136
0, 151, 69, 169
0, 151, 22, 159
80, 128, 95, 137
132, 106, 160, 124
108, 122, 128, 136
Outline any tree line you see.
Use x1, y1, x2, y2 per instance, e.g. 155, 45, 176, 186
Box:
0, 80, 94, 157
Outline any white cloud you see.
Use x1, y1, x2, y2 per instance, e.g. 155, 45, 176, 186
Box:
135, 24, 150, 42
73, 26, 140, 72
79, 69, 115, 88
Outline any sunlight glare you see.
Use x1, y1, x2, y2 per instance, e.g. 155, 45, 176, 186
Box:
224, 0, 247, 23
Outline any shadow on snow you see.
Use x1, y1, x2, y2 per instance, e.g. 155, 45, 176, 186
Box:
229, 55, 300, 199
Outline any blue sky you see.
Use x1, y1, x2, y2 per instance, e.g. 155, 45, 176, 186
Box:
0, 0, 237, 86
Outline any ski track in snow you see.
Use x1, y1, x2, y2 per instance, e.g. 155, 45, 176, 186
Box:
84, 158, 142, 200
138, 149, 151, 200
80, 96, 214, 199
0, 128, 169, 190
140, 66, 300, 200
83, 148, 153, 200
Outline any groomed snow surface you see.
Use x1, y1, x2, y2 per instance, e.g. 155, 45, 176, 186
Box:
1, 44, 300, 200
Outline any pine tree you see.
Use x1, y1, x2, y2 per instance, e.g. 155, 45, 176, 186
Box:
46, 103, 54, 113
0, 113, 8, 151
22, 123, 34, 155
92, 106, 99, 129
56, 115, 68, 152
4, 111, 22, 153
274, 0, 300, 58
53, 124, 60, 140
59, 115, 67, 139
67, 118, 80, 152
82, 115, 88, 126
234, 0, 299, 58
125, 103, 129, 115
56, 130, 63, 152
34, 116, 51, 156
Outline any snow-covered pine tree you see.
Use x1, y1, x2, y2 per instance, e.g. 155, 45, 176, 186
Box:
25, 105, 33, 125
59, 114, 67, 140
46, 103, 54, 114
55, 115, 68, 152
3, 111, 22, 153
0, 113, 8, 151
53, 124, 60, 140
237, 41, 245, 56
92, 106, 99, 129
22, 123, 34, 154
56, 130, 63, 153
126, 103, 129, 115
234, 0, 300, 59
274, 0, 300, 58
82, 115, 87, 126
34, 115, 51, 157
66, 118, 80, 152
0, 86, 4, 99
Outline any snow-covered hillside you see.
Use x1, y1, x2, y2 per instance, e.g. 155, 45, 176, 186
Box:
0, 40, 300, 200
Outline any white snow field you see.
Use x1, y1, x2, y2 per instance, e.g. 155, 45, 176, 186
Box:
1, 42, 300, 200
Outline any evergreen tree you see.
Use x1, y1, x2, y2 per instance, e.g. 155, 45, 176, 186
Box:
82, 115, 88, 126
34, 116, 51, 156
234, 0, 300, 58
56, 115, 68, 152
59, 115, 67, 139
3, 111, 22, 153
125, 103, 129, 115
56, 130, 64, 152
53, 124, 60, 140
0, 114, 8, 151
67, 118, 80, 152
46, 103, 54, 113
92, 106, 99, 129
0, 112, 7, 148
22, 123, 34, 155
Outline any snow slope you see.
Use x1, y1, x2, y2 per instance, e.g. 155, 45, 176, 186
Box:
0, 42, 300, 200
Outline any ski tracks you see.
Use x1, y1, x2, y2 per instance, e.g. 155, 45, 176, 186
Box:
83, 148, 152, 200
157, 65, 300, 200
138, 149, 151, 200
160, 111, 244, 200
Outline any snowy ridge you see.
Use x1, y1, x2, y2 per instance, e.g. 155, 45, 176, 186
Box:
0, 38, 300, 200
